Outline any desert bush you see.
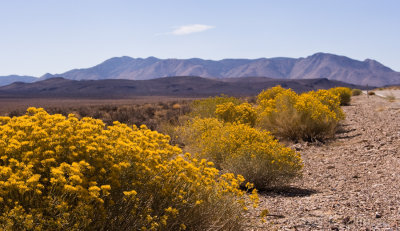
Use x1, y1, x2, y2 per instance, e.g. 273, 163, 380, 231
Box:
7, 110, 24, 118
257, 86, 344, 141
2, 101, 192, 132
351, 88, 362, 96
256, 85, 291, 104
368, 91, 375, 95
386, 93, 396, 102
329, 87, 352, 106
179, 118, 303, 189
215, 102, 257, 126
0, 108, 256, 230
310, 89, 345, 119
190, 95, 241, 119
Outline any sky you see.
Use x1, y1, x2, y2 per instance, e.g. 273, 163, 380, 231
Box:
0, 0, 399, 76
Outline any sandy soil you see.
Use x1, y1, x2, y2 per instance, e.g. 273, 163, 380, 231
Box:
246, 94, 400, 230
373, 90, 400, 99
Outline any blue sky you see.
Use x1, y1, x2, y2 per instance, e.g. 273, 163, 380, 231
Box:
0, 0, 399, 76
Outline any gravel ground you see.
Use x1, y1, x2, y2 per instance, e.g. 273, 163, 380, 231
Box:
245, 94, 400, 230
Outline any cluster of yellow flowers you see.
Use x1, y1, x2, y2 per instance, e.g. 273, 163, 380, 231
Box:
328, 87, 352, 106
179, 117, 303, 189
0, 108, 255, 230
257, 86, 346, 141
215, 102, 257, 126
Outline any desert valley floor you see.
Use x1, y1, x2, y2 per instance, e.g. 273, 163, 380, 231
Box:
246, 93, 400, 230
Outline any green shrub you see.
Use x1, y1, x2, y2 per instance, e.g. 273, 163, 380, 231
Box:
0, 108, 256, 231
179, 118, 303, 189
329, 87, 352, 106
351, 89, 362, 96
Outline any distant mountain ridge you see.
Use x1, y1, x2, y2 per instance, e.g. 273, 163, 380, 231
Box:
0, 75, 37, 86
0, 76, 369, 98
2, 53, 400, 87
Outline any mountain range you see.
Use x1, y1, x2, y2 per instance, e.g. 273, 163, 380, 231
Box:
1, 52, 399, 87
0, 76, 368, 98
0, 75, 37, 86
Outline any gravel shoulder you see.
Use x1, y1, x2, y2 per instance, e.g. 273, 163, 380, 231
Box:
246, 94, 400, 230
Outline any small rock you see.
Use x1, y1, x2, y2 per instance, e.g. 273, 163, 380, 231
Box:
342, 216, 353, 225
327, 165, 335, 169
375, 212, 382, 218
331, 227, 339, 231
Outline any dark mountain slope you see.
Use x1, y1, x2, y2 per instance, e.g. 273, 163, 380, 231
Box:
0, 76, 368, 99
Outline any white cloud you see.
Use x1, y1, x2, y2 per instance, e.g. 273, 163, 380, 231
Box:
171, 24, 215, 35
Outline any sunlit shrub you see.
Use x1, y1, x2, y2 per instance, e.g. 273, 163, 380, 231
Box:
310, 89, 345, 120
0, 108, 256, 230
179, 118, 302, 189
257, 88, 300, 140
256, 85, 290, 104
329, 87, 352, 106
215, 102, 257, 126
190, 95, 241, 119
294, 92, 344, 140
257, 86, 344, 141
351, 88, 362, 96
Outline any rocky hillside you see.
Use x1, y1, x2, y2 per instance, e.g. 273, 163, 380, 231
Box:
38, 53, 400, 86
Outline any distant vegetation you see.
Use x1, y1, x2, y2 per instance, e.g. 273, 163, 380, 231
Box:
5, 100, 191, 131
352, 88, 362, 96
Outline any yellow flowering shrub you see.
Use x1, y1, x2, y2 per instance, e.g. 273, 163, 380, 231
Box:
179, 118, 303, 189
328, 87, 352, 106
257, 86, 345, 141
0, 108, 255, 230
310, 89, 345, 119
215, 102, 257, 126
257, 85, 291, 103
190, 95, 241, 119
